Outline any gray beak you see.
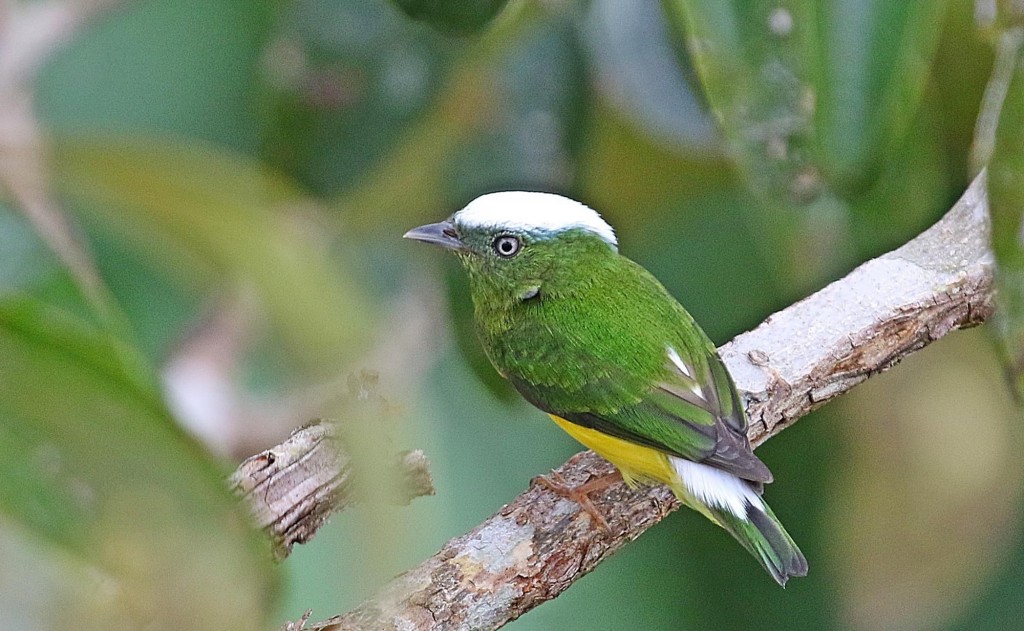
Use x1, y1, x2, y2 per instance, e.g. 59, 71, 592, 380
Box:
403, 220, 465, 251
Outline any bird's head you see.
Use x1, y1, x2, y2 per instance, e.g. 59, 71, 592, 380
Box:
404, 191, 619, 304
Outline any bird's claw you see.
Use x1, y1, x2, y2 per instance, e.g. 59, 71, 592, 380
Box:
530, 470, 621, 535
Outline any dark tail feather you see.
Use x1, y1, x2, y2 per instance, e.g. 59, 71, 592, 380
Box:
712, 499, 808, 587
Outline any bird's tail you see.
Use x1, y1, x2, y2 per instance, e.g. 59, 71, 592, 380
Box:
709, 497, 808, 587
669, 456, 807, 586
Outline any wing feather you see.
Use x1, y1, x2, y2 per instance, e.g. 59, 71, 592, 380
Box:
523, 344, 773, 484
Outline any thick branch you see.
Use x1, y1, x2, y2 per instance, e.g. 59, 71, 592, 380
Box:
726, 173, 994, 446
231, 421, 435, 560
298, 175, 994, 630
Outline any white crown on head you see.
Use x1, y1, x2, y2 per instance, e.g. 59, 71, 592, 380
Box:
454, 191, 618, 247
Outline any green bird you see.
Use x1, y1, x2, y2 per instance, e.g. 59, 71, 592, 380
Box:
405, 191, 807, 586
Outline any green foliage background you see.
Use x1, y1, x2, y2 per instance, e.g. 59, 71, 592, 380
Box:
1, 0, 1022, 629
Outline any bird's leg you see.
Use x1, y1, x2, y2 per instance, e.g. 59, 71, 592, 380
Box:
530, 469, 623, 534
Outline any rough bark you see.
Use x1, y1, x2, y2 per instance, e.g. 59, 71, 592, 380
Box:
231, 421, 435, 560
289, 174, 994, 630
725, 173, 994, 447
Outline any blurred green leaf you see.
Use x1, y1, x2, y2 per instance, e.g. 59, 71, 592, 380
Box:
663, 0, 951, 198
0, 207, 55, 292
391, 0, 511, 35
53, 135, 375, 370
0, 296, 277, 630
584, 0, 718, 152
328, 2, 540, 236
38, 0, 277, 154
657, 0, 959, 297
264, 0, 465, 194
987, 28, 1024, 397
446, 16, 586, 197
847, 88, 954, 258
580, 102, 734, 214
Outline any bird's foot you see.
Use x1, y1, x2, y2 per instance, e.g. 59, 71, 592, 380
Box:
530, 469, 622, 535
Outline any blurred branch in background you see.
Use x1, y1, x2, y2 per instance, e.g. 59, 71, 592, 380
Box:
0, 0, 127, 327
287, 173, 993, 630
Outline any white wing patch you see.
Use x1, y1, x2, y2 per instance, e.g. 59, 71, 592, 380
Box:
670, 456, 764, 519
455, 191, 617, 247
667, 346, 704, 400
667, 346, 692, 377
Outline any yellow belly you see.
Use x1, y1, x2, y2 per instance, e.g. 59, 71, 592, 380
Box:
549, 414, 680, 489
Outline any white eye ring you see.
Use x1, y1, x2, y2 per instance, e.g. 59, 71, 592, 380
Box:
493, 235, 522, 258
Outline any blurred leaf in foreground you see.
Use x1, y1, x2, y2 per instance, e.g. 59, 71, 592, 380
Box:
53, 135, 375, 371
0, 296, 277, 630
0, 204, 97, 323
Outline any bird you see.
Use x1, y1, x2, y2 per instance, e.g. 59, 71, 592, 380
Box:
404, 191, 807, 586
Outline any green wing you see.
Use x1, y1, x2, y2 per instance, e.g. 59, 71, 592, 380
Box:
513, 343, 773, 484
662, 347, 773, 483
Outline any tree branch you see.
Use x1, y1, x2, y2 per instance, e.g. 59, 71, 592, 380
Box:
291, 174, 994, 630
231, 421, 435, 560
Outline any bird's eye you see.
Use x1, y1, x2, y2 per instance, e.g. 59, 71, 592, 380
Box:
493, 235, 522, 258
